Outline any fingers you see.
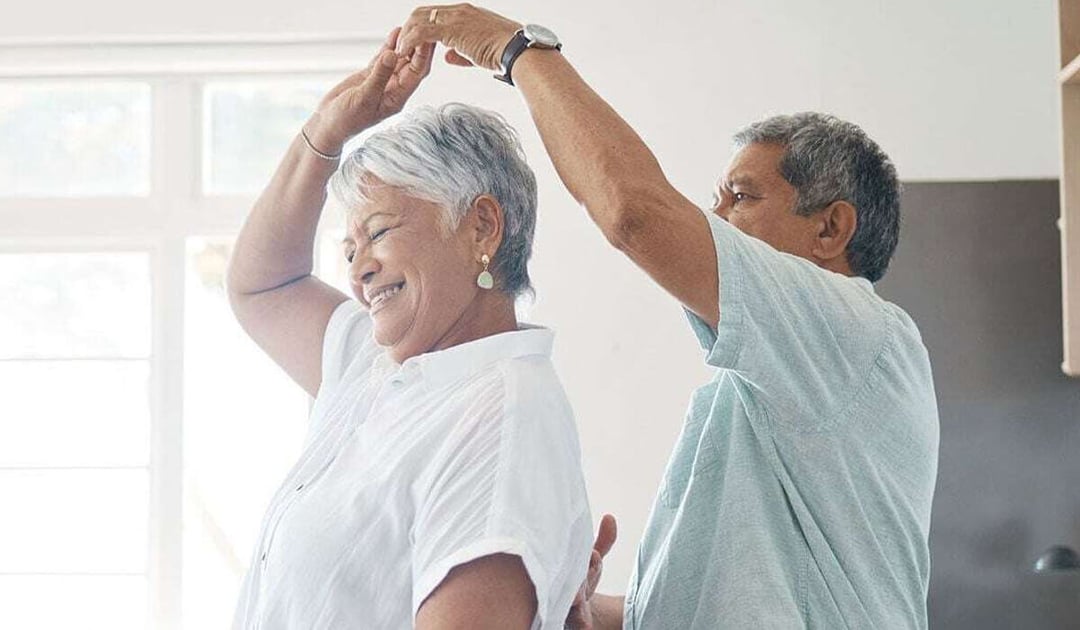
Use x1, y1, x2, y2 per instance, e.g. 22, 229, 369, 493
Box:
589, 549, 602, 571
384, 41, 434, 109
384, 26, 402, 52
364, 28, 402, 75
444, 48, 474, 67
565, 585, 592, 629
360, 50, 399, 95
319, 27, 400, 106
397, 24, 439, 58
408, 41, 437, 76
594, 513, 618, 558
396, 5, 444, 56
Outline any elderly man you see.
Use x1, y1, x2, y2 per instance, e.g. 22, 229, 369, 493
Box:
397, 5, 940, 629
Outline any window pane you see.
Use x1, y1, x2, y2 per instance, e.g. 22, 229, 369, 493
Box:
0, 82, 150, 197
0, 361, 149, 467
203, 80, 331, 195
0, 575, 146, 630
0, 252, 151, 359
182, 237, 310, 627
0, 469, 148, 573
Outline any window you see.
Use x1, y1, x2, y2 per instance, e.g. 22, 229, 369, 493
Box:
202, 81, 331, 195
0, 82, 151, 197
0, 37, 374, 629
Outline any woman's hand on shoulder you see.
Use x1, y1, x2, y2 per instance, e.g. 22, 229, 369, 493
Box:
304, 28, 435, 156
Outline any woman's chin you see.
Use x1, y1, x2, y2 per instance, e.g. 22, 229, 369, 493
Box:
372, 323, 420, 361
372, 325, 399, 349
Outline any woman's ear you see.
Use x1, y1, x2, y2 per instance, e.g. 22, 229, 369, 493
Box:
469, 194, 505, 256
811, 200, 857, 263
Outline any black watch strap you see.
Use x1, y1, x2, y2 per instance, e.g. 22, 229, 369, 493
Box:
494, 30, 530, 86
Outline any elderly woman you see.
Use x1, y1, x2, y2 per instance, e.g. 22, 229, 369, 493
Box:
225, 31, 592, 630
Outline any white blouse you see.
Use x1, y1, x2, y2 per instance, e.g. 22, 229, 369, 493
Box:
232, 300, 593, 629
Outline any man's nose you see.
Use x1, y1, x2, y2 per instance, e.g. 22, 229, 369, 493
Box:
713, 198, 732, 221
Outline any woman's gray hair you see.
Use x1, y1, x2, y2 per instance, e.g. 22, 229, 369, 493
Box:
732, 112, 901, 283
330, 103, 538, 296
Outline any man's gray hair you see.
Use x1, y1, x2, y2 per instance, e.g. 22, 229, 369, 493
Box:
732, 112, 901, 282
330, 103, 538, 296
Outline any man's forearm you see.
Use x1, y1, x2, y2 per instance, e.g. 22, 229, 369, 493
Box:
512, 49, 679, 244
592, 594, 625, 630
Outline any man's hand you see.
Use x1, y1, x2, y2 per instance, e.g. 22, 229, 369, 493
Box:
565, 514, 618, 629
304, 27, 435, 155
396, 4, 521, 72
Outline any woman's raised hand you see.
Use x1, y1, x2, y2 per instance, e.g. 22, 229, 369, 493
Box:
304, 28, 435, 156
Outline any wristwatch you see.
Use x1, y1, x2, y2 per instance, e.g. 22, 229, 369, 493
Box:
494, 24, 562, 86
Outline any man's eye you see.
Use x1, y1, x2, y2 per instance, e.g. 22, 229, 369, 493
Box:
344, 250, 355, 263
733, 192, 750, 203
369, 227, 390, 241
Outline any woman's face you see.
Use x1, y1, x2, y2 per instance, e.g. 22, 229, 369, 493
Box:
343, 182, 482, 362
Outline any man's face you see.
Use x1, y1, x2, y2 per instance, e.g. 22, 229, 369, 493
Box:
710, 142, 819, 259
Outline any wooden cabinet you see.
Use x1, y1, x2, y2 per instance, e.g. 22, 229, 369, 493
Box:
1059, 0, 1080, 375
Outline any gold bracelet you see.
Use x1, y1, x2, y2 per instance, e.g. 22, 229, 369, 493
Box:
300, 127, 342, 161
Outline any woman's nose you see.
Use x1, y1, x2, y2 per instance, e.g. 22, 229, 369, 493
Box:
349, 249, 380, 288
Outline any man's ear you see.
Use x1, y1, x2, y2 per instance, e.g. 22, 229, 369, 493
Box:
469, 194, 505, 256
811, 200, 857, 263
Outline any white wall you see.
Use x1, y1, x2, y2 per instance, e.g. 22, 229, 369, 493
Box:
6, 0, 1060, 593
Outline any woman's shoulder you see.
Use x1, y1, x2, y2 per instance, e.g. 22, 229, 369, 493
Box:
324, 300, 380, 378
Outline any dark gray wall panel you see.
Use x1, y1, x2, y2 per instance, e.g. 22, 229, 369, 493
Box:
876, 181, 1080, 629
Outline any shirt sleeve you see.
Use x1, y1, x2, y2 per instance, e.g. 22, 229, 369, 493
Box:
409, 361, 592, 629
687, 210, 890, 431
307, 299, 375, 439
317, 299, 373, 391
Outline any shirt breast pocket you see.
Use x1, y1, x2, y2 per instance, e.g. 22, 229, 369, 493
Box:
659, 380, 726, 509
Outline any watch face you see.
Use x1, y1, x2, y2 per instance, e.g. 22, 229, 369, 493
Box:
523, 24, 559, 48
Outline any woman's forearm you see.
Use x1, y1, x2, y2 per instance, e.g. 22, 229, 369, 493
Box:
226, 122, 340, 297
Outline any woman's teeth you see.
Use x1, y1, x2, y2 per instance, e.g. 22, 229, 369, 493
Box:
371, 284, 402, 308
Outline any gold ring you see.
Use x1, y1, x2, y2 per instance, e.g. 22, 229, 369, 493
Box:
429, 8, 438, 24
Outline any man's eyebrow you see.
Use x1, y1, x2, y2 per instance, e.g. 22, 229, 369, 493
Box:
726, 174, 757, 189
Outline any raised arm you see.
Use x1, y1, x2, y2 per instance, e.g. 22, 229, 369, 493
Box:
397, 5, 720, 327
226, 31, 434, 396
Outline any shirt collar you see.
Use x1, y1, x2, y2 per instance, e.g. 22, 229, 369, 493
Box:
375, 325, 554, 390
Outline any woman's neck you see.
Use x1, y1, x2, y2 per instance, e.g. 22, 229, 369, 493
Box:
415, 290, 519, 360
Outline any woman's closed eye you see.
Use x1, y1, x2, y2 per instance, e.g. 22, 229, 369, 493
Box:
369, 226, 391, 242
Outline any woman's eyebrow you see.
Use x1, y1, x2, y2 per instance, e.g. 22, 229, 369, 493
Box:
343, 212, 397, 243
361, 212, 394, 228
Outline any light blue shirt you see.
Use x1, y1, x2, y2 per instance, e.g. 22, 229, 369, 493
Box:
624, 212, 940, 629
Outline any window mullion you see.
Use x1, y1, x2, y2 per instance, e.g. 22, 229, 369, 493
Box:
147, 76, 193, 630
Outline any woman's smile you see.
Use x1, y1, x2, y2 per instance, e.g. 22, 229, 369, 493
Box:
367, 281, 406, 314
